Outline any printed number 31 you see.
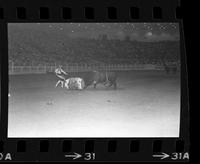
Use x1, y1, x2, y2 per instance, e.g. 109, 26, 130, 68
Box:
84, 153, 95, 160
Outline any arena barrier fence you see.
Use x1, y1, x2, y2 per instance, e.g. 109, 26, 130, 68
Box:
8, 64, 177, 75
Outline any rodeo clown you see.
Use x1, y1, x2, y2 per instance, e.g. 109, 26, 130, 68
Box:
55, 65, 68, 88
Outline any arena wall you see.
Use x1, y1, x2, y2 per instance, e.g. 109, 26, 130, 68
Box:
8, 64, 168, 75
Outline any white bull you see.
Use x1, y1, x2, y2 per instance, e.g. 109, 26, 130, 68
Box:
65, 77, 85, 90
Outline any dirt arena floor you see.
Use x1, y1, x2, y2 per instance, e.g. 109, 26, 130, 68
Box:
8, 70, 180, 137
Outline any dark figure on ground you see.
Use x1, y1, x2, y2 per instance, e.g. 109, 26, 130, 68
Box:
84, 70, 117, 89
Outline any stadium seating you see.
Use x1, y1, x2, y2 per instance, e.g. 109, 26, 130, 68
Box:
9, 38, 180, 66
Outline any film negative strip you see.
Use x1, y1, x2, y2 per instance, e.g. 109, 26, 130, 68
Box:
0, 0, 190, 162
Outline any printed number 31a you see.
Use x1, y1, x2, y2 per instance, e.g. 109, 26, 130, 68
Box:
171, 152, 189, 160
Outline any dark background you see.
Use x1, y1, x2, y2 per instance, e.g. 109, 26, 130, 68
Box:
0, 0, 190, 162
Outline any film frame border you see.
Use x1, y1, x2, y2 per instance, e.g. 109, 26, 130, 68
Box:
0, 0, 189, 162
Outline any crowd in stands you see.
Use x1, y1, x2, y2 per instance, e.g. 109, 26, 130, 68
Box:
9, 38, 180, 67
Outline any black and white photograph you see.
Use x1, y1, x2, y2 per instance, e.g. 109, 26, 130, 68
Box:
8, 23, 180, 137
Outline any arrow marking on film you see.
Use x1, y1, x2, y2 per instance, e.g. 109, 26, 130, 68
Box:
65, 152, 82, 160
153, 152, 170, 160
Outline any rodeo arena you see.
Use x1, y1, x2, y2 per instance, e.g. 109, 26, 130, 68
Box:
8, 25, 181, 138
